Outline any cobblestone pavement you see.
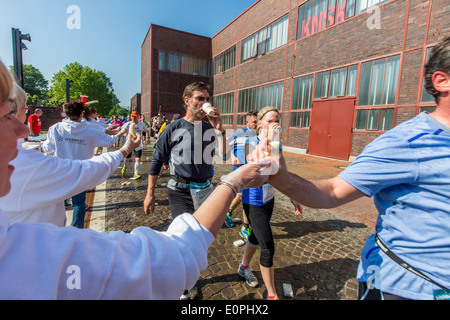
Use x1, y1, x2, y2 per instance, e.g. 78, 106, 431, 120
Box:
102, 142, 376, 300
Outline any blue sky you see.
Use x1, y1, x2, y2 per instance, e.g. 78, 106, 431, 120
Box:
0, 0, 256, 108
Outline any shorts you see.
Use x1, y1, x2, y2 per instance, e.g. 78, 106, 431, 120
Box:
167, 187, 195, 220
126, 148, 143, 159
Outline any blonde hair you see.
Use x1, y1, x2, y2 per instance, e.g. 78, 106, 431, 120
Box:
256, 106, 279, 134
10, 83, 27, 115
0, 60, 14, 103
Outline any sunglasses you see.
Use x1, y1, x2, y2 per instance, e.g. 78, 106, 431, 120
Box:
193, 96, 210, 102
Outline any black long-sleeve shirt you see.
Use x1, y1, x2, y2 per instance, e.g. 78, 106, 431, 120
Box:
149, 119, 226, 184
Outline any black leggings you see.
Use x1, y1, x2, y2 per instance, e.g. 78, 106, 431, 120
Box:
243, 199, 275, 268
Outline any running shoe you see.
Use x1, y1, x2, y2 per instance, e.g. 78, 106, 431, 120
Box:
132, 173, 142, 179
238, 264, 258, 287
266, 295, 279, 300
239, 226, 251, 241
121, 166, 126, 177
179, 290, 191, 300
224, 212, 234, 228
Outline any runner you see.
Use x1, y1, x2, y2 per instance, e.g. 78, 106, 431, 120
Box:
143, 81, 229, 300
236, 106, 301, 300
120, 111, 146, 179
224, 110, 258, 242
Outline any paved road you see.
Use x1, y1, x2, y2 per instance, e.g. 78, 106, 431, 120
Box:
97, 143, 377, 300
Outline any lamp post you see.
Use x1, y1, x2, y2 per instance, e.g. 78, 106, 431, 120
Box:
11, 28, 31, 89
66, 79, 73, 102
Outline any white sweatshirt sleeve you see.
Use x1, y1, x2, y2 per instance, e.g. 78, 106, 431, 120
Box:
3, 149, 123, 212
41, 125, 55, 153
0, 212, 214, 300
92, 128, 119, 147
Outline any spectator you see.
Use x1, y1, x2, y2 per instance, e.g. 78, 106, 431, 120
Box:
0, 82, 140, 226
0, 58, 271, 299
42, 99, 124, 228
27, 108, 42, 136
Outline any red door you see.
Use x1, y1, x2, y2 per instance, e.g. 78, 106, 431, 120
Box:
308, 98, 355, 160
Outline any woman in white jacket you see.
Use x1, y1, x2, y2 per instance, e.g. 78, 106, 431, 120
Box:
0, 84, 139, 226
0, 60, 270, 299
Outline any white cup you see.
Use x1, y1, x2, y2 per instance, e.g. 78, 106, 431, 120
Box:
201, 102, 215, 116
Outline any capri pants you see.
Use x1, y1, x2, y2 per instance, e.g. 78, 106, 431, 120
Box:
243, 198, 275, 268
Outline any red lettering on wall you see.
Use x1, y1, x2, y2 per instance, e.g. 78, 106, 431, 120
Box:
336, 0, 347, 23
300, 1, 348, 38
328, 6, 335, 26
312, 14, 319, 33
303, 17, 311, 37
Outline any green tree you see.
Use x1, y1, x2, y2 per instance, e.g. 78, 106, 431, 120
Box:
46, 62, 120, 115
9, 64, 49, 104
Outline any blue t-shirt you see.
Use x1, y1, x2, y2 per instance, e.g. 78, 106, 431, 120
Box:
227, 127, 257, 171
239, 136, 282, 206
338, 112, 450, 300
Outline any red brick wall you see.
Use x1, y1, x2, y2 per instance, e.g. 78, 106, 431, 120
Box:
141, 25, 212, 120
141, 0, 445, 158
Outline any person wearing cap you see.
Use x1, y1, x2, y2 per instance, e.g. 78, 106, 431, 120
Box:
120, 111, 147, 179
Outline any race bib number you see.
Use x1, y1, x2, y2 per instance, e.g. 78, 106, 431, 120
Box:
434, 289, 450, 300
262, 183, 275, 203
190, 181, 214, 210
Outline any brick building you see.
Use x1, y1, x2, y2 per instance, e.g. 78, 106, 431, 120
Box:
130, 93, 141, 114
140, 0, 448, 160
140, 25, 211, 122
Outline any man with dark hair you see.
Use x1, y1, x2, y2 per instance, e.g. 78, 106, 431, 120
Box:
144, 82, 229, 217
424, 36, 450, 104
143, 81, 229, 299
254, 36, 450, 300
43, 99, 124, 228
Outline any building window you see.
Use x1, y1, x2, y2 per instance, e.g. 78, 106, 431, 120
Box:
355, 55, 399, 131
212, 92, 234, 115
355, 0, 390, 15
420, 47, 435, 104
221, 115, 233, 125
290, 111, 311, 128
237, 114, 246, 126
357, 55, 400, 106
419, 106, 436, 113
355, 107, 394, 131
181, 56, 210, 77
292, 74, 314, 110
241, 14, 289, 62
159, 50, 209, 77
238, 81, 284, 113
314, 64, 357, 99
159, 51, 180, 73
212, 45, 236, 75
